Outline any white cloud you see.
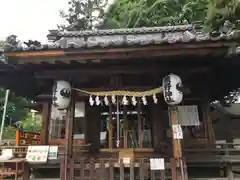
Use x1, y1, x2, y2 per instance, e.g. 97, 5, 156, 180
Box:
0, 0, 68, 43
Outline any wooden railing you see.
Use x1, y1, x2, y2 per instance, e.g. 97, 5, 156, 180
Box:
65, 158, 172, 180
184, 143, 240, 163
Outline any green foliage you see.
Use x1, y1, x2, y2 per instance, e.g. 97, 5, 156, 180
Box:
61, 0, 240, 31
59, 0, 108, 30
204, 0, 240, 31
101, 0, 206, 29
0, 88, 34, 139
100, 0, 240, 31
0, 88, 29, 124
3, 126, 17, 140
3, 112, 42, 139
21, 112, 41, 132
0, 40, 41, 140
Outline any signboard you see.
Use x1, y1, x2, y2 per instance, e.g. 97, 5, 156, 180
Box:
172, 124, 183, 139
177, 105, 200, 126
150, 158, 165, 170
26, 146, 49, 163
48, 146, 58, 160
0, 149, 13, 161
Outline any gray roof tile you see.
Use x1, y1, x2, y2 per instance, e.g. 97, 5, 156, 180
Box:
4, 23, 240, 52
49, 24, 194, 38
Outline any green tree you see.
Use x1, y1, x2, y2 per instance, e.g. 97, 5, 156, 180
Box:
59, 0, 108, 30
3, 112, 42, 139
0, 37, 41, 139
0, 88, 29, 125
205, 0, 240, 31
21, 112, 41, 132
100, 0, 206, 29
101, 0, 240, 31
3, 126, 17, 140
60, 0, 240, 31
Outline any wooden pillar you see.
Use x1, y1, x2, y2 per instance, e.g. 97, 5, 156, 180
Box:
61, 91, 75, 180
170, 106, 187, 180
85, 104, 101, 154
202, 97, 215, 146
170, 107, 182, 160
108, 102, 113, 149
41, 102, 51, 145
150, 103, 167, 151
66, 93, 75, 157
137, 99, 142, 148
227, 164, 234, 180
123, 105, 128, 148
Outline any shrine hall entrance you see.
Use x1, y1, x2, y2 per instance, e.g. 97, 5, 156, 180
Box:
100, 103, 152, 150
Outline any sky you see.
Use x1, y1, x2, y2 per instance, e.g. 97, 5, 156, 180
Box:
0, 0, 68, 43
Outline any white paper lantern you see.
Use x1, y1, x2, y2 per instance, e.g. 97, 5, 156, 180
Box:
52, 80, 71, 110
162, 74, 183, 105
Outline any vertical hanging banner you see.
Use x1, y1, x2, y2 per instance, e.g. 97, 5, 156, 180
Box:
177, 105, 200, 126
172, 124, 183, 139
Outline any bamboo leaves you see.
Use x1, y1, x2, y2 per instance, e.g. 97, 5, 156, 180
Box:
101, 0, 240, 31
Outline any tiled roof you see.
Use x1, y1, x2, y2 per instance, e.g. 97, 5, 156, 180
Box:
4, 23, 240, 52
48, 24, 194, 38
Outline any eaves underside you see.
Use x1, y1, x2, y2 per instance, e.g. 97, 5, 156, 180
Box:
4, 41, 236, 65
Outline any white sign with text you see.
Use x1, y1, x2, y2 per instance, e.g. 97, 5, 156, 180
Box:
26, 146, 49, 163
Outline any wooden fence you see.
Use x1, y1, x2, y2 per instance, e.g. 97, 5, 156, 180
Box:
64, 158, 172, 180
185, 143, 240, 163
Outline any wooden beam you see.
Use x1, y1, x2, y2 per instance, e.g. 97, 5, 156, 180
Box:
34, 66, 210, 79
14, 44, 229, 64
108, 102, 113, 149
5, 50, 65, 57
66, 92, 75, 157
6, 41, 234, 58
35, 67, 161, 77
18, 49, 225, 64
